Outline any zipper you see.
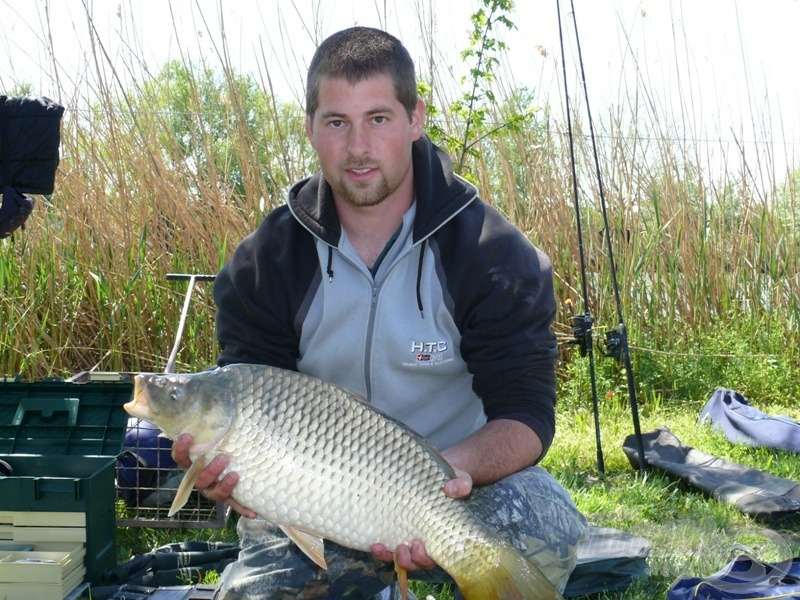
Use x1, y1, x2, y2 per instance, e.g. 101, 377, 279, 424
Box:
363, 282, 380, 400
362, 239, 426, 399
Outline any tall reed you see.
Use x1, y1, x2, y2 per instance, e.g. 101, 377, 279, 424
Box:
0, 2, 797, 396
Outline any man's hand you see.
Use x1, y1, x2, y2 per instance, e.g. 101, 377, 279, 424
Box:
370, 469, 473, 571
171, 434, 257, 519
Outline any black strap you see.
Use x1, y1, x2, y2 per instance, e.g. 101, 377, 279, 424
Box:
0, 186, 34, 238
0, 96, 9, 187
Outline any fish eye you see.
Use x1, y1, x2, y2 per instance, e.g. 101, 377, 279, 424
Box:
168, 389, 181, 403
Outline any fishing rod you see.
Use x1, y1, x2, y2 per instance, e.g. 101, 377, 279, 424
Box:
555, 0, 647, 473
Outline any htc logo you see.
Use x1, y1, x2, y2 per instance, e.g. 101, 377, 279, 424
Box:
411, 341, 448, 353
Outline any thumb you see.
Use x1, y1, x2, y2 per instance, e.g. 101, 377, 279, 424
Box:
444, 469, 473, 498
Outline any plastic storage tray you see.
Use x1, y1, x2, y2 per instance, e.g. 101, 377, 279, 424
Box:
0, 377, 131, 584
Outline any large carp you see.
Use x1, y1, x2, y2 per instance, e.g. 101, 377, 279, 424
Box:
124, 363, 562, 600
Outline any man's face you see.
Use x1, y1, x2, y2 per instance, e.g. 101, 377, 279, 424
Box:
305, 74, 425, 209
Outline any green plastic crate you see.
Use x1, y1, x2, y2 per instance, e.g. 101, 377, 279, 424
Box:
0, 377, 131, 583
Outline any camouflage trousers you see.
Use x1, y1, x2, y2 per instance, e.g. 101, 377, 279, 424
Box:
215, 466, 587, 599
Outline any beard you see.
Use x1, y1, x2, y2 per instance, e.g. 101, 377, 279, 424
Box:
333, 178, 392, 208
326, 161, 402, 208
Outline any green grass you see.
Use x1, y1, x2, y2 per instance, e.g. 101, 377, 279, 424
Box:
541, 386, 800, 599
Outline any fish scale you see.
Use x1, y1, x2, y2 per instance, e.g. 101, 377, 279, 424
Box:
226, 368, 448, 551
125, 363, 562, 600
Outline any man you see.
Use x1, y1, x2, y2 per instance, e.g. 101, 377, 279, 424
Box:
172, 26, 586, 599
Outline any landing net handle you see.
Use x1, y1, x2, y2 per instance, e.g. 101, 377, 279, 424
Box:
164, 274, 217, 374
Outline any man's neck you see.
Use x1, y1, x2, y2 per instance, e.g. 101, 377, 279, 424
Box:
334, 194, 413, 269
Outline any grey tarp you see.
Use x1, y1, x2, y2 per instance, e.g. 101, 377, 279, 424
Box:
623, 428, 800, 521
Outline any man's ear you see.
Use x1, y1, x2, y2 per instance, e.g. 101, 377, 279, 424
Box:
305, 115, 313, 139
411, 99, 426, 140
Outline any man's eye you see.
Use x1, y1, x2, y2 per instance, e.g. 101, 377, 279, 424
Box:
373, 116, 387, 124
328, 120, 344, 128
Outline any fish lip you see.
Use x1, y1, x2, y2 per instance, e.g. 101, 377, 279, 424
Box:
123, 373, 150, 418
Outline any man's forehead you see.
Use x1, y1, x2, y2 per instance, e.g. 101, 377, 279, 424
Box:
317, 72, 395, 91
315, 74, 400, 113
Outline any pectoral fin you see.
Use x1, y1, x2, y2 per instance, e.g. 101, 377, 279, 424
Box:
279, 524, 327, 569
169, 454, 208, 517
394, 558, 409, 600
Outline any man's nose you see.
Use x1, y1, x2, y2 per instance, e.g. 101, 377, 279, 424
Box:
346, 123, 369, 155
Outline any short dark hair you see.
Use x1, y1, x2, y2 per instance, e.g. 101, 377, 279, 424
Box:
306, 27, 418, 120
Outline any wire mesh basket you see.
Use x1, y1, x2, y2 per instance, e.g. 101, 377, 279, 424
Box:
115, 417, 228, 529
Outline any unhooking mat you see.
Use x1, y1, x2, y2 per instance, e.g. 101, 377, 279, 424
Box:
622, 428, 800, 521
699, 388, 800, 453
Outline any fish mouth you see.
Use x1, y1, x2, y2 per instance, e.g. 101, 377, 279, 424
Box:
123, 373, 151, 419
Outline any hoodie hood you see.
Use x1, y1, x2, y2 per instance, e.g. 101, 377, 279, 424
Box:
286, 133, 478, 247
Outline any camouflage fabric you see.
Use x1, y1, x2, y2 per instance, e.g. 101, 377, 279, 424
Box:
214, 466, 587, 599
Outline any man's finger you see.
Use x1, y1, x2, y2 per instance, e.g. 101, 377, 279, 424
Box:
409, 540, 436, 569
171, 433, 194, 470
395, 544, 418, 572
192, 454, 231, 490
370, 543, 394, 564
198, 471, 257, 519
225, 495, 257, 519
202, 470, 237, 500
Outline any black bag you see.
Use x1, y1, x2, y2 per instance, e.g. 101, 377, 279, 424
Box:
102, 583, 218, 600
564, 526, 651, 597
0, 185, 34, 238
92, 541, 239, 600
0, 95, 64, 194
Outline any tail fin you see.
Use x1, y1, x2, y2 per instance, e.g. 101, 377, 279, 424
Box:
454, 540, 563, 600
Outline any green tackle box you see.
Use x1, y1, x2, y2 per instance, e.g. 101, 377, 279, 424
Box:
0, 376, 132, 584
